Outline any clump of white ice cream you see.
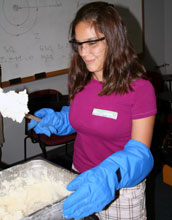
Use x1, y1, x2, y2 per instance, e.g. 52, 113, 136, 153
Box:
0, 88, 29, 123
0, 170, 70, 220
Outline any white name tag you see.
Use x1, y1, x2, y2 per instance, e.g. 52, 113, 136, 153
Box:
92, 108, 118, 120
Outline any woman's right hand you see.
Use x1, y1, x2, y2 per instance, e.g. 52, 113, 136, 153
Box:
28, 106, 75, 137
28, 108, 58, 136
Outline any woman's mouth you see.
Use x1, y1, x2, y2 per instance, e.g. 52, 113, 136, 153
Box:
84, 59, 95, 65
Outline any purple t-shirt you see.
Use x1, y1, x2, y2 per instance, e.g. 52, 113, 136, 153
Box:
69, 78, 157, 173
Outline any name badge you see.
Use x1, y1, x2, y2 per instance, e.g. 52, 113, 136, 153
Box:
92, 108, 118, 120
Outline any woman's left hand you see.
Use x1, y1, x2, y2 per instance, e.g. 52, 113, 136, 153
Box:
63, 138, 154, 219
62, 164, 118, 219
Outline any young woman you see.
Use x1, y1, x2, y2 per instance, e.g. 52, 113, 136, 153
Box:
29, 2, 157, 219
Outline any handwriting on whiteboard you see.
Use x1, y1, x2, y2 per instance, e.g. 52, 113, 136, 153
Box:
0, 0, 143, 82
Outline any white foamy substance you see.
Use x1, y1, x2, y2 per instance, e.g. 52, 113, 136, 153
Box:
0, 172, 70, 220
0, 88, 29, 123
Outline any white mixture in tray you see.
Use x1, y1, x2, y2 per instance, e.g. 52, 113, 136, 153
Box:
0, 171, 70, 220
0, 88, 29, 123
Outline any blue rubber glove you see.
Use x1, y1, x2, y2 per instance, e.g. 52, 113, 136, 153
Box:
63, 139, 154, 219
28, 106, 75, 137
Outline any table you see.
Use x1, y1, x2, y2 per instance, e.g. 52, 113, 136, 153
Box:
163, 74, 172, 91
158, 91, 172, 111
158, 91, 172, 103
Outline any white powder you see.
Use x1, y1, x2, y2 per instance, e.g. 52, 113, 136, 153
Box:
0, 171, 70, 220
0, 88, 29, 123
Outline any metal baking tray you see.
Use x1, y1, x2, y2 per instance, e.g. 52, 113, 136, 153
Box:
0, 159, 77, 220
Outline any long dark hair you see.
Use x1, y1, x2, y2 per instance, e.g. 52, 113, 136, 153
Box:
68, 1, 147, 100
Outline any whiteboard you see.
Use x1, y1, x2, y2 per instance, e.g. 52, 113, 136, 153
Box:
0, 0, 143, 83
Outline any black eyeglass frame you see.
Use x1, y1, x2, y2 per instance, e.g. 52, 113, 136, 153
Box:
69, 37, 105, 46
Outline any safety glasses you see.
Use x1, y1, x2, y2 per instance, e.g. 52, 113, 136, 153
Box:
69, 37, 105, 52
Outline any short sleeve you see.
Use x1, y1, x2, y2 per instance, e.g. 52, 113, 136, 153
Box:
131, 79, 157, 119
